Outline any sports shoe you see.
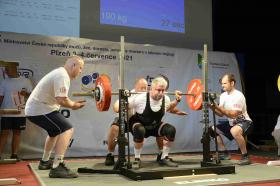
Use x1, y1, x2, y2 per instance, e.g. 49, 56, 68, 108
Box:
49, 162, 78, 178
238, 155, 251, 165
156, 153, 174, 162
158, 157, 178, 167
105, 153, 115, 166
219, 153, 231, 160
38, 159, 53, 170
132, 158, 141, 169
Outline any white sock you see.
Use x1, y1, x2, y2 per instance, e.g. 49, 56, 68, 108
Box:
161, 146, 170, 160
42, 150, 52, 161
134, 147, 142, 159
53, 154, 64, 168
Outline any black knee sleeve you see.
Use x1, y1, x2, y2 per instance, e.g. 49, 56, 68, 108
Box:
161, 124, 176, 142
209, 126, 218, 138
133, 124, 145, 143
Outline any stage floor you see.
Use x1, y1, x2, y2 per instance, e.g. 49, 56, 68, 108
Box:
29, 154, 280, 186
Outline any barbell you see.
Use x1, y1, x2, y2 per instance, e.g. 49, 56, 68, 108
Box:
0, 109, 21, 115
73, 75, 204, 111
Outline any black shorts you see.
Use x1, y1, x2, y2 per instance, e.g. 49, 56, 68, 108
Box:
111, 117, 128, 133
0, 117, 26, 130
27, 111, 72, 137
129, 119, 164, 138
216, 120, 253, 141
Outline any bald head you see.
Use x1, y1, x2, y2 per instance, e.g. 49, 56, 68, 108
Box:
65, 55, 84, 66
134, 78, 148, 92
64, 55, 84, 80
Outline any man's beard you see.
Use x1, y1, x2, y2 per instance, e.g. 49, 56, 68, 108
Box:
154, 94, 163, 100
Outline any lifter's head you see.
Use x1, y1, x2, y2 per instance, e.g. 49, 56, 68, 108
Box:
150, 76, 167, 100
134, 78, 148, 92
64, 55, 84, 80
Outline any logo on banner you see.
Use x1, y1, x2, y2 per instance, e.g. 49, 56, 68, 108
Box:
81, 72, 99, 85
18, 68, 34, 78
146, 75, 154, 88
1, 68, 34, 79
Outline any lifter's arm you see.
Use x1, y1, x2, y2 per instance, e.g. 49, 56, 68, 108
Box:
209, 102, 241, 119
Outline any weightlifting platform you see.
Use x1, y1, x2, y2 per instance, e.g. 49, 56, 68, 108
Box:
78, 155, 235, 181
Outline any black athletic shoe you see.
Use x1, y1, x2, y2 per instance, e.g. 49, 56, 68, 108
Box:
218, 153, 231, 160
132, 158, 141, 169
49, 162, 78, 178
38, 159, 53, 170
156, 153, 174, 162
238, 155, 251, 165
105, 153, 115, 166
158, 157, 178, 167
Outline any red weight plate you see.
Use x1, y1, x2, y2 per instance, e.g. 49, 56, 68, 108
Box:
186, 79, 203, 110
95, 75, 112, 111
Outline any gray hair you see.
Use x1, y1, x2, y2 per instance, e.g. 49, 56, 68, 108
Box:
151, 76, 167, 89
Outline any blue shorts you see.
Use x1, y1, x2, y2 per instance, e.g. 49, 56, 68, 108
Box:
216, 120, 253, 141
1, 117, 26, 130
27, 111, 72, 137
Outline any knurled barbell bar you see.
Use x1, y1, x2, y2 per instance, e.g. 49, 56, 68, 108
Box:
0, 109, 21, 115
73, 75, 204, 111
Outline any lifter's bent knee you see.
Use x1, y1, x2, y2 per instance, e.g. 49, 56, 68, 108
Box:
133, 124, 145, 143
161, 124, 176, 142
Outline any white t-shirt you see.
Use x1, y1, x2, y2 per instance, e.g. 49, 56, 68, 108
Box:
0, 77, 33, 117
114, 89, 139, 119
129, 92, 171, 114
219, 89, 251, 126
25, 67, 70, 116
